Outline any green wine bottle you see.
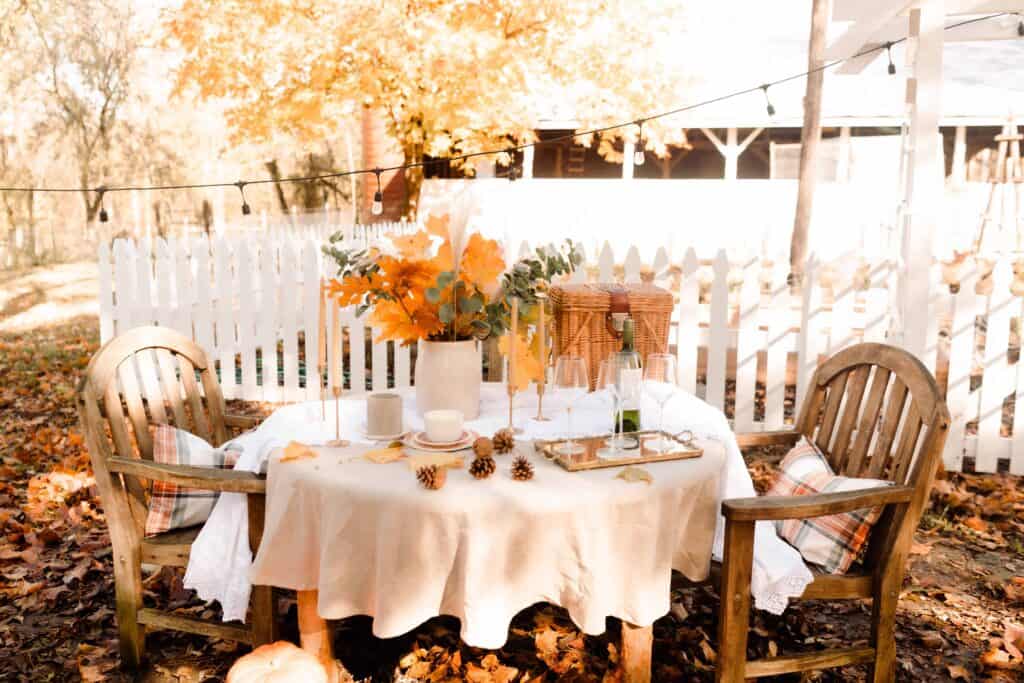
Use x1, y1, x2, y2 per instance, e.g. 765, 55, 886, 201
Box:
614, 317, 642, 435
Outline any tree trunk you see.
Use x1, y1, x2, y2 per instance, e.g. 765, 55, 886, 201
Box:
789, 0, 831, 287
264, 159, 290, 213
403, 145, 423, 220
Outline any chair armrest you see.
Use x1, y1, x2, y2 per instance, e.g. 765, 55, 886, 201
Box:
224, 413, 262, 430
722, 485, 914, 522
108, 456, 266, 494
734, 430, 801, 450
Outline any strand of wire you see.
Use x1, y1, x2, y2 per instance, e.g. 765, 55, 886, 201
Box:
0, 11, 1007, 195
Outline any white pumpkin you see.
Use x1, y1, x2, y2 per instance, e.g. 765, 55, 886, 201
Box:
226, 641, 329, 683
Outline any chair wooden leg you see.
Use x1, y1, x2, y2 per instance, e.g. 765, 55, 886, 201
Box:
298, 590, 337, 683
869, 570, 901, 683
716, 519, 755, 683
112, 544, 145, 668
247, 493, 275, 646
620, 621, 653, 683
250, 585, 275, 646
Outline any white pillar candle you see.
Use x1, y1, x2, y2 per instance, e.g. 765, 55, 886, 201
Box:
424, 409, 464, 443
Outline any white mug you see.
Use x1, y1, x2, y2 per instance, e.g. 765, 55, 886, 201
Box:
423, 409, 464, 443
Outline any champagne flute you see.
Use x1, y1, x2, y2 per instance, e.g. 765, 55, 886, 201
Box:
553, 355, 590, 455
643, 353, 678, 454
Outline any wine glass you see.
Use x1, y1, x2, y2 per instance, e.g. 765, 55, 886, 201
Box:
643, 353, 678, 454
553, 355, 590, 455
596, 359, 624, 457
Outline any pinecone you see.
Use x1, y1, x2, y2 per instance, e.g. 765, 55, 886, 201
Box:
472, 437, 494, 458
493, 428, 516, 454
469, 456, 496, 480
510, 456, 534, 481
416, 465, 446, 490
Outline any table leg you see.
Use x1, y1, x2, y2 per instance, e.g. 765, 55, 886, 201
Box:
297, 590, 337, 683
620, 621, 653, 683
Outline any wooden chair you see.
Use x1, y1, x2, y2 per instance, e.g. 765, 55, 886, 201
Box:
77, 326, 274, 669
719, 343, 950, 682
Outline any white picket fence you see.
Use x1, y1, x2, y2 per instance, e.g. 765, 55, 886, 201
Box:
98, 227, 1024, 475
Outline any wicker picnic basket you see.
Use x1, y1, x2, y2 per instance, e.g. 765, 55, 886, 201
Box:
549, 283, 674, 388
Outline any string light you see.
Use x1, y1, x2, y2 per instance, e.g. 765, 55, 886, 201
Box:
96, 188, 108, 223
885, 42, 896, 75
371, 168, 384, 215
506, 149, 518, 181
1018, 15, 1023, 36
0, 12, 1005, 198
235, 181, 251, 215
761, 84, 775, 117
633, 120, 646, 166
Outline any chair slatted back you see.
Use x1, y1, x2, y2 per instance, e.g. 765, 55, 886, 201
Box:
78, 327, 228, 534
796, 343, 947, 487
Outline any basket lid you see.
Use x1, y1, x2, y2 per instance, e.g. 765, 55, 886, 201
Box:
549, 283, 674, 312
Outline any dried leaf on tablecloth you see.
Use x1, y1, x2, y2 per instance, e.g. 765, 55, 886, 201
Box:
363, 446, 405, 464
407, 452, 464, 471
280, 441, 317, 462
616, 466, 653, 485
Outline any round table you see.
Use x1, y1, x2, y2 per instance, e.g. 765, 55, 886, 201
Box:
249, 384, 727, 680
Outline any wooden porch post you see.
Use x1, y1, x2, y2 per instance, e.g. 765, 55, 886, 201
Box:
789, 0, 832, 286
899, 3, 944, 358
952, 125, 967, 188
622, 140, 636, 179
522, 145, 535, 179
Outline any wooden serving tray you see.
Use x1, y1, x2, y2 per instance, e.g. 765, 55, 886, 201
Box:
534, 430, 703, 472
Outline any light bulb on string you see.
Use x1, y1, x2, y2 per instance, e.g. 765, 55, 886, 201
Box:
96, 187, 109, 223
506, 149, 518, 181
885, 42, 896, 75
371, 168, 384, 216
633, 120, 646, 166
1018, 16, 1023, 36
235, 181, 251, 215
761, 84, 776, 117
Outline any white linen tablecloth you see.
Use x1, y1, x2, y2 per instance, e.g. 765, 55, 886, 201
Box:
185, 383, 813, 629
251, 438, 724, 648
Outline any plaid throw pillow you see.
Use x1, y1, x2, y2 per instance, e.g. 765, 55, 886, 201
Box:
144, 425, 243, 537
768, 436, 892, 574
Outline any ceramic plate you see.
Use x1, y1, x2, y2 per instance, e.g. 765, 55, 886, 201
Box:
406, 429, 478, 452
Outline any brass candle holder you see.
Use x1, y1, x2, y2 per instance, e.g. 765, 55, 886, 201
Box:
533, 292, 551, 422
326, 385, 350, 447
506, 296, 523, 434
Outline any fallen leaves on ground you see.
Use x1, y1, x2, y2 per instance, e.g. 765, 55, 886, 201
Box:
1, 317, 1023, 681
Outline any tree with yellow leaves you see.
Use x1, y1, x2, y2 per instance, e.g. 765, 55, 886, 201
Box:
164, 0, 694, 215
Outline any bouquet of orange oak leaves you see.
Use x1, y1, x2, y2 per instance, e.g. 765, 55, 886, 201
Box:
323, 212, 581, 390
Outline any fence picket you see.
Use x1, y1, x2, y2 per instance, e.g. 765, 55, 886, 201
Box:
174, 239, 193, 338
349, 309, 367, 393
259, 236, 280, 402
598, 243, 614, 281
705, 250, 729, 412
135, 238, 154, 328
112, 239, 136, 335
238, 241, 258, 398
764, 257, 790, 429
675, 249, 700, 394
623, 246, 642, 283
976, 259, 1012, 472
302, 241, 322, 401
279, 240, 301, 402
796, 255, 823, 411
213, 238, 237, 399
154, 239, 174, 330
193, 238, 215, 370
733, 256, 759, 431
944, 263, 979, 471
98, 242, 114, 342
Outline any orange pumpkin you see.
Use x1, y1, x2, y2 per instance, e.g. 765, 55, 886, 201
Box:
226, 641, 329, 683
